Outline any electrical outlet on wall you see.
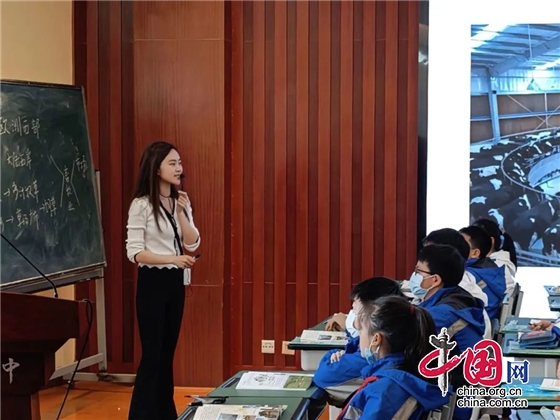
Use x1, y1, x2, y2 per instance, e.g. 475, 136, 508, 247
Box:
282, 341, 295, 355
261, 340, 275, 354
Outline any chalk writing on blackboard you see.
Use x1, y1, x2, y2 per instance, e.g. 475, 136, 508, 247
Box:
0, 117, 40, 138
5, 149, 31, 169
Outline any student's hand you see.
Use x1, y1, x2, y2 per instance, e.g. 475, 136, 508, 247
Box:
173, 255, 196, 269
177, 191, 190, 213
325, 313, 346, 331
330, 350, 345, 363
555, 394, 560, 410
529, 320, 553, 331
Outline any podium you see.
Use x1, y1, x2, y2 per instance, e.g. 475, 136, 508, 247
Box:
1, 291, 88, 420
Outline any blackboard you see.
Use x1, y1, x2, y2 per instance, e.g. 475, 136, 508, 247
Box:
0, 80, 105, 292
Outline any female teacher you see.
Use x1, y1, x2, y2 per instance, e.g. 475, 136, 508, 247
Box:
126, 141, 200, 420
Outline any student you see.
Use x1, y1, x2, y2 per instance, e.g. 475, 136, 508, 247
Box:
459, 225, 507, 320
402, 228, 493, 340
336, 296, 449, 420
126, 141, 201, 420
473, 218, 517, 296
412, 244, 486, 420
325, 277, 404, 337
315, 277, 405, 407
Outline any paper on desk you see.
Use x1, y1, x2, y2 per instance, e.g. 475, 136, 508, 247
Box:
300, 330, 348, 344
193, 405, 287, 420
236, 372, 313, 391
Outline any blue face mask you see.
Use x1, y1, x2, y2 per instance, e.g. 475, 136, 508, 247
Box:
410, 272, 435, 300
363, 338, 379, 365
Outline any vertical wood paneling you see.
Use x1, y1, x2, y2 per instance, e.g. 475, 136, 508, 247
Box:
361, 1, 375, 277
230, 0, 420, 371
295, 0, 309, 346
252, 0, 266, 368
316, 0, 331, 320
339, 1, 353, 309
273, 0, 287, 369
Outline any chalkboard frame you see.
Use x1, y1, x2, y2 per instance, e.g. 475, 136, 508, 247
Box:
0, 79, 106, 294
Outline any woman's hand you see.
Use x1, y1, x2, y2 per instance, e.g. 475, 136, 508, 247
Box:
177, 191, 190, 213
173, 255, 197, 269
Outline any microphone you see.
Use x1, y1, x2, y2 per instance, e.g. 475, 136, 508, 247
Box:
1, 233, 59, 298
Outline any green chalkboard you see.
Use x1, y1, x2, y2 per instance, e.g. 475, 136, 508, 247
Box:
0, 80, 105, 292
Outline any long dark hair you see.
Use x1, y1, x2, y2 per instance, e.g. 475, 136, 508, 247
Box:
473, 218, 518, 267
359, 296, 437, 379
133, 141, 179, 229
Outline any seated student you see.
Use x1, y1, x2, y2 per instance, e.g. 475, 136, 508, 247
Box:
459, 225, 506, 320
336, 296, 449, 420
325, 276, 404, 338
412, 244, 486, 354
473, 218, 517, 296
411, 244, 486, 420
314, 277, 405, 407
401, 228, 493, 340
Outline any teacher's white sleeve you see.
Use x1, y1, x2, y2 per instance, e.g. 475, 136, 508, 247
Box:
126, 198, 148, 263
183, 200, 200, 252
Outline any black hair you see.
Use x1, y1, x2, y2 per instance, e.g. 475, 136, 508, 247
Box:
133, 141, 179, 230
459, 225, 492, 262
423, 228, 470, 260
349, 276, 404, 302
359, 296, 437, 380
417, 244, 464, 287
473, 218, 518, 267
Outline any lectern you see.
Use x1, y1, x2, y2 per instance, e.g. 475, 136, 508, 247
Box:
1, 292, 88, 420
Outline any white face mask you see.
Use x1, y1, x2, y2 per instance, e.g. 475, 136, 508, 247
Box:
346, 310, 359, 338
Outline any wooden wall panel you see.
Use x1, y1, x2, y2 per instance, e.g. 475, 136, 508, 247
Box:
74, 0, 420, 384
228, 0, 419, 372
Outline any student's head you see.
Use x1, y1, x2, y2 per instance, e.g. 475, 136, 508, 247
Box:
422, 228, 470, 260
411, 244, 465, 301
133, 141, 183, 228
459, 225, 492, 260
473, 218, 518, 267
357, 296, 436, 376
349, 277, 403, 315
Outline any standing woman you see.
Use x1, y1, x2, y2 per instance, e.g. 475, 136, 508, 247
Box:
126, 141, 201, 420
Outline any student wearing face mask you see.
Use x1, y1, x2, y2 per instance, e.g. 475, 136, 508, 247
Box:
314, 277, 404, 407
325, 277, 404, 338
412, 244, 485, 420
459, 225, 506, 320
401, 228, 492, 340
335, 296, 448, 420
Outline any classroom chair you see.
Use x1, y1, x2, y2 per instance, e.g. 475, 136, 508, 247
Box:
424, 392, 457, 420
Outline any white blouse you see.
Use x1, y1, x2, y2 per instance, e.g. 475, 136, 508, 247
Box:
125, 196, 200, 273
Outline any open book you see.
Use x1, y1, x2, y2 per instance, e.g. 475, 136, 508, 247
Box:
541, 378, 560, 392
236, 372, 313, 391
299, 329, 348, 345
193, 405, 287, 420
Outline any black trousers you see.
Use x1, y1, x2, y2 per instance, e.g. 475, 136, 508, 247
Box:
129, 266, 185, 420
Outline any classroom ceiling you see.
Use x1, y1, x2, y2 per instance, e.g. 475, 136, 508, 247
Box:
471, 24, 560, 75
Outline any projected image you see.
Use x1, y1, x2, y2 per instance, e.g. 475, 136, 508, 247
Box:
470, 24, 560, 267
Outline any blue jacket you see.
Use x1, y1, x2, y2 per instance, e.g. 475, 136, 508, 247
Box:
419, 286, 486, 354
419, 286, 486, 420
338, 353, 449, 420
314, 349, 368, 389
465, 258, 506, 320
